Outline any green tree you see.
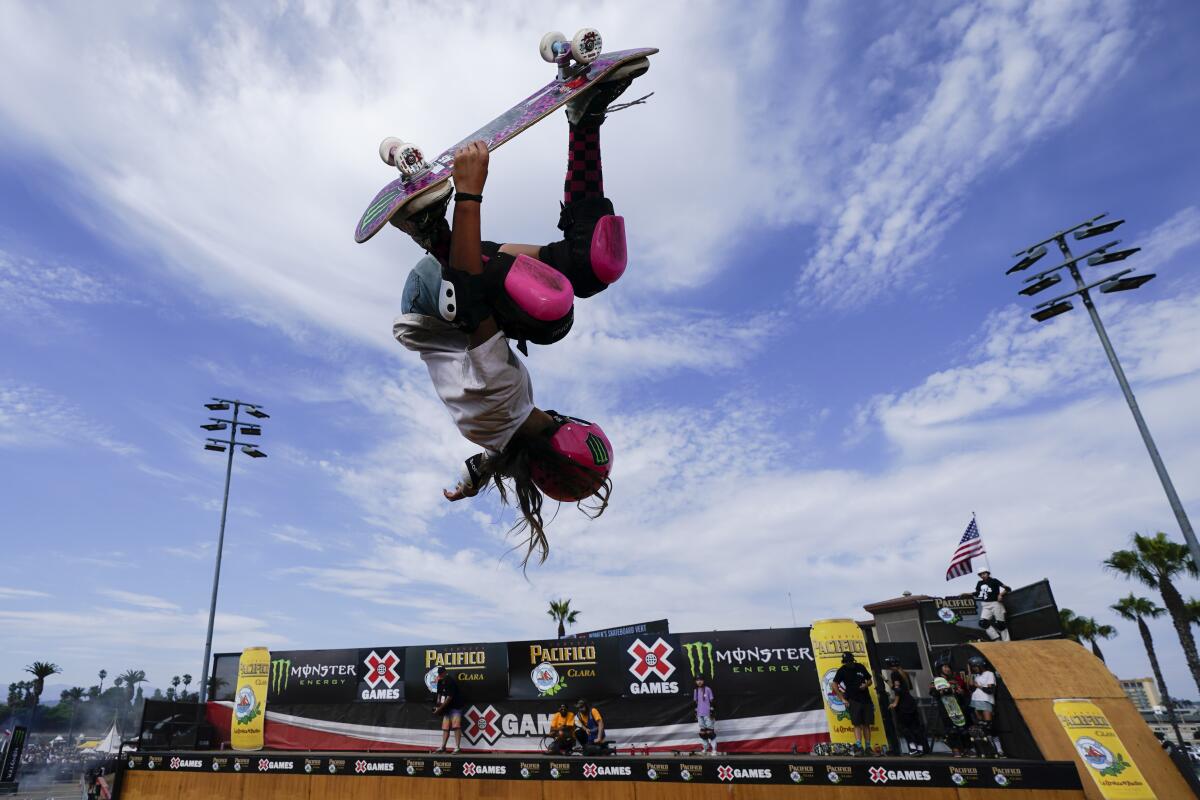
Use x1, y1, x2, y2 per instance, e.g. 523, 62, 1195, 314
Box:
1112, 594, 1183, 745
1105, 532, 1200, 693
182, 674, 193, 701
1079, 617, 1117, 663
98, 669, 107, 693
24, 661, 62, 732
62, 686, 87, 743
118, 669, 147, 704
547, 598, 580, 639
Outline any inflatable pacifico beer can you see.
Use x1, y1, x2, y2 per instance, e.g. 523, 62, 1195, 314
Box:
1053, 699, 1155, 799
811, 619, 887, 746
231, 646, 270, 751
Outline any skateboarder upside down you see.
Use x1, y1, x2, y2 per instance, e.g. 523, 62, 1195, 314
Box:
390, 59, 648, 565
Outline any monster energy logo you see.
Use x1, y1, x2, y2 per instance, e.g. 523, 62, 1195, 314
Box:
270, 659, 291, 695
585, 433, 609, 466
683, 642, 715, 678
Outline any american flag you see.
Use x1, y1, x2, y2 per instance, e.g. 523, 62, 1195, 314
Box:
946, 518, 986, 580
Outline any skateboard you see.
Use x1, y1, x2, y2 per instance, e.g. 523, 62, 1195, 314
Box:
355, 29, 656, 243
932, 678, 967, 727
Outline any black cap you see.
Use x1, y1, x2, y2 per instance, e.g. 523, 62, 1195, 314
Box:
436, 666, 447, 675
842, 651, 855, 664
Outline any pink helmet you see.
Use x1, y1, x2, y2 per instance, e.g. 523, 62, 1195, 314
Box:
530, 412, 613, 502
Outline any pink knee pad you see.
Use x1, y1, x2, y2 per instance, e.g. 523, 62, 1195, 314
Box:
590, 215, 627, 285
504, 254, 575, 322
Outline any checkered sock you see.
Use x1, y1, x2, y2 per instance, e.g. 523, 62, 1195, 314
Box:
564, 122, 603, 205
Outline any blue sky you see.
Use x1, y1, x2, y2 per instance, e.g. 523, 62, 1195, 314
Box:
2, 0, 1200, 702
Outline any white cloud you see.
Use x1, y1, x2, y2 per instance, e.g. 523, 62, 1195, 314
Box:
269, 524, 326, 552
99, 589, 181, 611
0, 249, 119, 315
800, 0, 1138, 307
0, 381, 139, 454
0, 586, 51, 599
1137, 206, 1200, 273
283, 285, 1200, 694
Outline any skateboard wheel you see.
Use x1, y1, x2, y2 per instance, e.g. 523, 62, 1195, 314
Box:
378, 136, 405, 167
540, 30, 567, 63
392, 141, 430, 178
570, 28, 602, 64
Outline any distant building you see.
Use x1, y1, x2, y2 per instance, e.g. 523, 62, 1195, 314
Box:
1120, 677, 1163, 711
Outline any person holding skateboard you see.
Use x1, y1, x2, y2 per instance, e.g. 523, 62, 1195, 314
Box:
930, 657, 970, 757
391, 60, 647, 566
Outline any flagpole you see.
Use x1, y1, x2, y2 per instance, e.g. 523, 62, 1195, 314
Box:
973, 511, 992, 573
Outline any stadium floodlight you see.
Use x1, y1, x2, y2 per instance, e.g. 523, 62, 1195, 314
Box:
1087, 247, 1141, 266
1101, 273, 1156, 294
1075, 218, 1125, 239
1001, 213, 1198, 653
1031, 301, 1073, 322
1019, 275, 1062, 296
1006, 245, 1048, 274
197, 397, 270, 705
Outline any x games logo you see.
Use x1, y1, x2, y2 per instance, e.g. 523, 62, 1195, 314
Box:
628, 638, 675, 681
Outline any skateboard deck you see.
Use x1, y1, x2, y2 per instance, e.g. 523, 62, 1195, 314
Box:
939, 693, 966, 728
355, 46, 656, 244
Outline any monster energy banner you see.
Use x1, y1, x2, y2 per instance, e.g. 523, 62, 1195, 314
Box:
267, 649, 359, 704
404, 642, 509, 702
0, 726, 27, 783
679, 629, 818, 695
508, 638, 619, 700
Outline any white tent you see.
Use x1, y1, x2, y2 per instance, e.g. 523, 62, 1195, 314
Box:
91, 723, 121, 754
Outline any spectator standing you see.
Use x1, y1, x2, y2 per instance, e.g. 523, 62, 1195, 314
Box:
693, 677, 717, 755
832, 651, 876, 756
883, 657, 926, 756
974, 570, 1012, 641
432, 666, 464, 753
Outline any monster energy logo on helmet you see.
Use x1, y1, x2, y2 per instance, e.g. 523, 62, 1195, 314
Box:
683, 642, 715, 678
270, 659, 291, 695
585, 433, 609, 466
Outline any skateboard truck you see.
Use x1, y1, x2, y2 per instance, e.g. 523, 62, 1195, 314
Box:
540, 28, 602, 82
379, 136, 431, 181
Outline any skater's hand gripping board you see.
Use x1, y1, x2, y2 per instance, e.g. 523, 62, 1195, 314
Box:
355, 47, 657, 244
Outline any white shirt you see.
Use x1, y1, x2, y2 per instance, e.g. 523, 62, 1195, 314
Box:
393, 313, 534, 453
971, 670, 996, 704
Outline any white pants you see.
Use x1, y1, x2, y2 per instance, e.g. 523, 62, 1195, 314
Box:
980, 601, 1010, 641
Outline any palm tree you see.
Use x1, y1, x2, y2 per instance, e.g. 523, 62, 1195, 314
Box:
98, 669, 107, 694
1105, 532, 1200, 693
1060, 608, 1085, 641
1079, 617, 1117, 663
118, 669, 147, 703
1112, 594, 1183, 745
547, 599, 580, 639
24, 661, 62, 732
182, 674, 193, 702
63, 686, 86, 743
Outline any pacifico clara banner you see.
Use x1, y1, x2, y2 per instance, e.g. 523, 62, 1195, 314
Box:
810, 619, 886, 746
231, 646, 270, 751
1053, 699, 1154, 799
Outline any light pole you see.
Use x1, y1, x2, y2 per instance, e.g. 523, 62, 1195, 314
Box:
196, 397, 269, 704
1004, 213, 1198, 569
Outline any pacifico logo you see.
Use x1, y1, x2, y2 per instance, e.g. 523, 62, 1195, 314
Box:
361, 650, 402, 700
627, 638, 678, 694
